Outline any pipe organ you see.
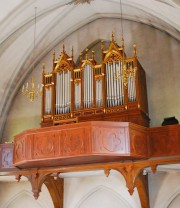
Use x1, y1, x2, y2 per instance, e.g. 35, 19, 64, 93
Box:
42, 34, 149, 127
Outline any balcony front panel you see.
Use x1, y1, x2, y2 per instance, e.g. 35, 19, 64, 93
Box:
13, 122, 148, 168
0, 143, 14, 169
149, 125, 180, 157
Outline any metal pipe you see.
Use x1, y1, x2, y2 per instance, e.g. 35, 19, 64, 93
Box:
106, 63, 109, 107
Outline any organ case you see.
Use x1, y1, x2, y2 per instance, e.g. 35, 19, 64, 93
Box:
41, 34, 149, 127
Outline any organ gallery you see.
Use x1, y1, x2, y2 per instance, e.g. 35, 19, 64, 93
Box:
41, 33, 149, 127
0, 34, 180, 208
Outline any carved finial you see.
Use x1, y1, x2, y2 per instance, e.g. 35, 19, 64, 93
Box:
101, 40, 104, 50
15, 175, 22, 182
128, 188, 134, 196
92, 50, 95, 60
121, 37, 124, 48
151, 165, 157, 174
104, 169, 110, 177
85, 48, 89, 60
53, 50, 55, 61
62, 41, 65, 52
71, 46, 74, 61
33, 190, 40, 200
42, 64, 46, 73
111, 31, 114, 41
80, 52, 83, 61
133, 44, 137, 57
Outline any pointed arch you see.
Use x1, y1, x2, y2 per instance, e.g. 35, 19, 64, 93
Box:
75, 185, 133, 208
2, 190, 49, 208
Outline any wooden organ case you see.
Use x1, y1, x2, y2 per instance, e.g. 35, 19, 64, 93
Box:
41, 34, 149, 127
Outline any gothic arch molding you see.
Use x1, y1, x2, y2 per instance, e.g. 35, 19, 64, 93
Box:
1, 189, 49, 208
75, 185, 134, 208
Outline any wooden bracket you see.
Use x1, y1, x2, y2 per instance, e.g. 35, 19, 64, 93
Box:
150, 165, 157, 174
113, 163, 143, 195
25, 170, 50, 199
1, 156, 180, 208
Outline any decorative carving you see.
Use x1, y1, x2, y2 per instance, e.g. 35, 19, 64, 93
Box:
62, 129, 85, 155
150, 165, 157, 174
33, 133, 56, 158
14, 138, 26, 161
104, 169, 110, 177
41, 34, 149, 128
107, 52, 122, 64
1, 123, 180, 206
113, 162, 150, 196
0, 144, 14, 169
26, 170, 50, 199
1, 156, 180, 201
2, 147, 13, 167
11, 122, 180, 169
102, 132, 122, 152
92, 126, 126, 153
105, 107, 125, 113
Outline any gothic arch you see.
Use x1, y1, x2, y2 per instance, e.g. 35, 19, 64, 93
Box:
75, 185, 134, 208
2, 190, 49, 208
165, 189, 180, 208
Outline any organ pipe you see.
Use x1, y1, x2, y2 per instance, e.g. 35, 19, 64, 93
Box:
42, 34, 148, 127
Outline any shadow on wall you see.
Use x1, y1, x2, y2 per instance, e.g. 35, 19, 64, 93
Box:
76, 185, 133, 208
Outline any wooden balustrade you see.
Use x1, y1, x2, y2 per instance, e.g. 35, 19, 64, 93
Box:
1, 122, 179, 170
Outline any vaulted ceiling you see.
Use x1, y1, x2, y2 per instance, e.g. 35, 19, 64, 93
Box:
0, 0, 180, 138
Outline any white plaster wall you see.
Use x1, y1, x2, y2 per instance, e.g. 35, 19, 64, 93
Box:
63, 171, 140, 208
0, 181, 53, 208
168, 194, 180, 208
3, 18, 180, 141
148, 171, 180, 208
0, 171, 179, 208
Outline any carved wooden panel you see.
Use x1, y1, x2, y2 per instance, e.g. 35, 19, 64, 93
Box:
92, 126, 128, 154
130, 127, 148, 157
33, 132, 59, 159
12, 122, 180, 169
0, 143, 14, 169
149, 125, 180, 157
43, 109, 150, 128
61, 127, 87, 156
14, 136, 26, 163
13, 122, 149, 168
